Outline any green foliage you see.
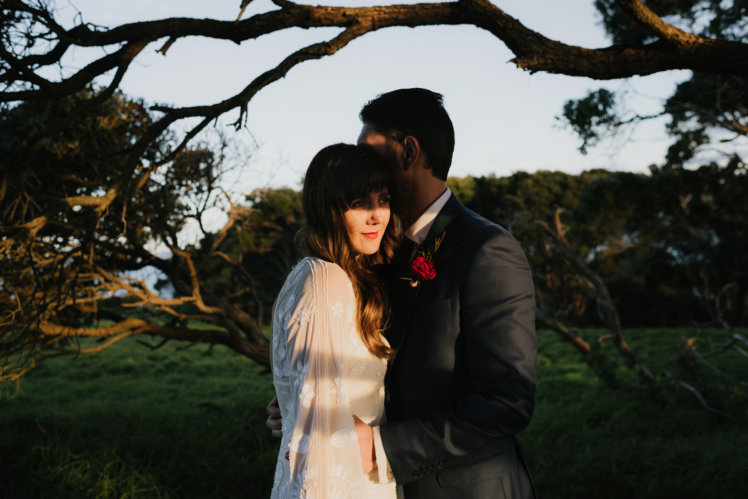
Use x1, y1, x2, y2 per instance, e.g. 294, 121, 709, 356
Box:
241, 187, 303, 254
1, 89, 156, 232
446, 176, 476, 205
201, 187, 305, 326
211, 165, 745, 334
2, 328, 746, 498
559, 89, 617, 154
664, 73, 748, 167
458, 169, 612, 325
594, 0, 652, 45
0, 86, 217, 274
576, 163, 748, 326
455, 162, 748, 328
595, 0, 702, 45
564, 1, 748, 161
596, 0, 748, 44
0, 87, 268, 381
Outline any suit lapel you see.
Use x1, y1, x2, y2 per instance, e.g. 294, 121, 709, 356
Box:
402, 194, 462, 322
420, 193, 461, 250
385, 195, 465, 391
387, 194, 465, 351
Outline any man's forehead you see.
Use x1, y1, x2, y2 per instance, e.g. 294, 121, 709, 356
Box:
357, 123, 388, 146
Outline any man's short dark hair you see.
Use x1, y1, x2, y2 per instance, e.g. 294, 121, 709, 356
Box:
360, 88, 454, 181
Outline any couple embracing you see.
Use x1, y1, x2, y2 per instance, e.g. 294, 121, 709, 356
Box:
266, 88, 537, 498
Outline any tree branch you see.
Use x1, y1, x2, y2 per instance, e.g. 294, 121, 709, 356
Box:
535, 308, 591, 356
4, 1, 746, 105
3, 0, 746, 191
537, 207, 656, 384
616, 0, 706, 46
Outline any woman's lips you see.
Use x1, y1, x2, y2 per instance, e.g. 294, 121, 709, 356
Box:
362, 231, 378, 239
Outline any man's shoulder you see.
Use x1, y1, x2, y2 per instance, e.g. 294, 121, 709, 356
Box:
441, 200, 529, 266
450, 199, 512, 242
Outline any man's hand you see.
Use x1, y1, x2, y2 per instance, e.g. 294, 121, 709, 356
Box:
266, 395, 283, 438
353, 415, 376, 474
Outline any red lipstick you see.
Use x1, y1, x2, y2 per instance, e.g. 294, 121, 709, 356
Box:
362, 231, 378, 239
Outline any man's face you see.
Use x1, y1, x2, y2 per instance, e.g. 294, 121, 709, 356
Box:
357, 123, 390, 152
357, 123, 403, 177
357, 122, 414, 215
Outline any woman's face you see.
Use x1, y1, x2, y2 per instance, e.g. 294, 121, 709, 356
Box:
343, 189, 391, 255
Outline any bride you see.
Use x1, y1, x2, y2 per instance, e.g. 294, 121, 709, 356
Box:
270, 143, 399, 498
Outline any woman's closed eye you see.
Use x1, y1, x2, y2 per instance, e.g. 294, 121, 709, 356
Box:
350, 198, 367, 209
350, 190, 390, 210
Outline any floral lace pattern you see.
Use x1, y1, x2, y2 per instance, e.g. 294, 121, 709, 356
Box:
270, 257, 395, 498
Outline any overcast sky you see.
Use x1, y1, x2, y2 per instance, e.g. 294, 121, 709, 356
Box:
55, 0, 697, 196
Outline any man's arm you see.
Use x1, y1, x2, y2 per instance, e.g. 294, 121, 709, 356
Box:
265, 395, 282, 438
266, 296, 283, 439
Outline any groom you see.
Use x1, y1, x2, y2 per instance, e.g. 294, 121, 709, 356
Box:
269, 88, 537, 498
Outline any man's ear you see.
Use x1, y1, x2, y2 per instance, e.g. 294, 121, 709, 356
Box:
401, 136, 419, 170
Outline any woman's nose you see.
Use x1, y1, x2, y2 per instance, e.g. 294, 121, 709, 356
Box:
368, 207, 384, 224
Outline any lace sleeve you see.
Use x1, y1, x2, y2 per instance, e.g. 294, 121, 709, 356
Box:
284, 259, 365, 497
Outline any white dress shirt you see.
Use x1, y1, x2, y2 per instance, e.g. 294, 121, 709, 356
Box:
404, 187, 452, 244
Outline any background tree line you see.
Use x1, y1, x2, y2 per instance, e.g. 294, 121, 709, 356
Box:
201, 163, 747, 332
2, 86, 746, 386
2, 0, 746, 389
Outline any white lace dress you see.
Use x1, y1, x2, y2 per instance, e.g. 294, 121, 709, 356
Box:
270, 257, 395, 499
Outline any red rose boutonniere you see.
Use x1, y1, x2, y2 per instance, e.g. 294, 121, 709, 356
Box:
410, 256, 436, 282
401, 231, 446, 288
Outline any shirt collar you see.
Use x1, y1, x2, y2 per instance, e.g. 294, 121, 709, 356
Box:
404, 187, 451, 244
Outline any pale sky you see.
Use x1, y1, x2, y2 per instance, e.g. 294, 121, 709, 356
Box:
52, 0, 700, 196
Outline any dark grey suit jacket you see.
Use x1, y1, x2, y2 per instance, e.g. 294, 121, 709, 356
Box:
379, 194, 537, 499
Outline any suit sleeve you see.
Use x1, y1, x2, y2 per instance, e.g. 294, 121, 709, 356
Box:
379, 228, 537, 483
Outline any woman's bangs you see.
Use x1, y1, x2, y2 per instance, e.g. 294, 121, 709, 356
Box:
335, 156, 391, 207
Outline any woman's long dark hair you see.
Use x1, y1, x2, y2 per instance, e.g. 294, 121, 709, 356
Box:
299, 143, 399, 359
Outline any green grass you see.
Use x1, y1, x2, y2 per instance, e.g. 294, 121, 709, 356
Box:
1, 328, 746, 498
525, 327, 748, 499
1, 338, 278, 498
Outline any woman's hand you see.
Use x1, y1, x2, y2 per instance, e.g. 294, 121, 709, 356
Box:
353, 415, 376, 473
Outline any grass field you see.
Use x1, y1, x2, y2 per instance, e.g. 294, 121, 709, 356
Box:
2, 327, 746, 498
